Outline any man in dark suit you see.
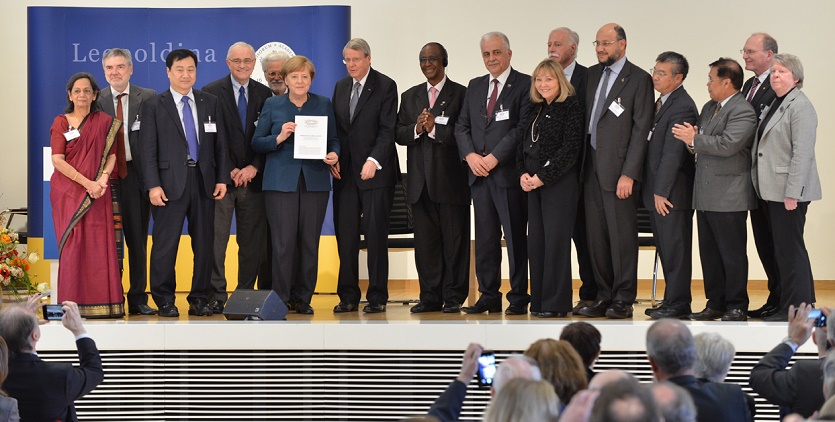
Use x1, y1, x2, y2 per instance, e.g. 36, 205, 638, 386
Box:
0, 302, 104, 422
578, 23, 653, 319
201, 42, 272, 314
141, 49, 230, 317
673, 58, 757, 321
97, 48, 158, 316
546, 27, 597, 313
396, 42, 470, 314
454, 32, 531, 315
331, 38, 399, 313
643, 52, 699, 320
741, 32, 784, 319
750, 303, 829, 419
647, 319, 752, 422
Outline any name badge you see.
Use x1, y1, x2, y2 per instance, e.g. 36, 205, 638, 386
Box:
204, 122, 217, 133
64, 129, 80, 141
495, 109, 510, 121
759, 105, 770, 121
698, 127, 704, 135
434, 115, 449, 125
647, 130, 653, 141
608, 100, 625, 117
131, 120, 141, 131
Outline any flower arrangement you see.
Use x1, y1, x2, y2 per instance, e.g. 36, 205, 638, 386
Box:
0, 215, 44, 299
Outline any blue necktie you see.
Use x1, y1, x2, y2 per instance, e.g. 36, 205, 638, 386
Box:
238, 86, 247, 128
590, 67, 612, 150
182, 96, 199, 162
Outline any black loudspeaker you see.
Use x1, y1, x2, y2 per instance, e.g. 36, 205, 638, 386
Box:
222, 290, 288, 321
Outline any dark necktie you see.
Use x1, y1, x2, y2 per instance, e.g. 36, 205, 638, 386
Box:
709, 103, 722, 124
115, 93, 128, 178
590, 67, 612, 149
349, 82, 361, 121
654, 97, 663, 117
746, 78, 761, 103
486, 79, 499, 121
182, 96, 199, 162
238, 86, 247, 129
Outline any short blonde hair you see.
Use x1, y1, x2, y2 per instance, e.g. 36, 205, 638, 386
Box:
484, 379, 560, 422
530, 59, 574, 103
525, 339, 587, 403
281, 55, 316, 81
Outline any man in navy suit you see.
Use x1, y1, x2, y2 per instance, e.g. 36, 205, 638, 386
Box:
202, 42, 272, 314
331, 38, 399, 313
455, 32, 531, 315
140, 49, 230, 317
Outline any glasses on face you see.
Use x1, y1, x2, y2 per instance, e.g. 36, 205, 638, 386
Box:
343, 57, 365, 65
650, 68, 678, 77
228, 58, 255, 65
266, 71, 281, 78
740, 49, 762, 56
419, 57, 440, 64
592, 40, 618, 47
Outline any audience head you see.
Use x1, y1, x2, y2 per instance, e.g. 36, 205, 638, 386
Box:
561, 321, 602, 371
823, 350, 835, 399
590, 378, 661, 422
742, 32, 777, 75
0, 336, 9, 396
492, 354, 541, 394
646, 319, 696, 380
524, 338, 587, 403
693, 332, 735, 382
0, 305, 39, 354
594, 23, 627, 66
651, 382, 697, 422
484, 379, 560, 422
588, 369, 635, 391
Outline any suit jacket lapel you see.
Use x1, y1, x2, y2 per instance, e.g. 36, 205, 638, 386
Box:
415, 83, 429, 110
431, 82, 453, 115
128, 85, 143, 127
495, 69, 517, 112
752, 77, 772, 107
604, 60, 632, 110
194, 91, 208, 147
161, 91, 187, 140
760, 89, 797, 140
220, 76, 243, 134
99, 88, 115, 115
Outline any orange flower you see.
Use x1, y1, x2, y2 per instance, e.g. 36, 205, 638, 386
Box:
0, 234, 9, 244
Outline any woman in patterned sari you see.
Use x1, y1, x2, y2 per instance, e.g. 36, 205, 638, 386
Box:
49, 72, 125, 318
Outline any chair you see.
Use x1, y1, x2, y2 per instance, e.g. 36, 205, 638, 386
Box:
636, 206, 661, 307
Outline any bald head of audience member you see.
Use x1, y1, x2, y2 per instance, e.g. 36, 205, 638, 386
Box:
590, 378, 661, 422
646, 319, 696, 381
588, 370, 635, 391
492, 354, 541, 394
651, 382, 697, 422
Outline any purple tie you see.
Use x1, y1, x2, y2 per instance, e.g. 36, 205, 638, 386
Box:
182, 96, 199, 162
746, 78, 761, 103
486, 79, 499, 121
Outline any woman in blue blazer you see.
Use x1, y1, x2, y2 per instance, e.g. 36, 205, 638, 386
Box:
252, 56, 340, 314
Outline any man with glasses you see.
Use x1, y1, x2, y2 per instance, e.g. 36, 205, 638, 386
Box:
672, 58, 757, 321
577, 23, 653, 319
262, 51, 291, 97
643, 52, 699, 320
741, 33, 784, 320
201, 42, 273, 314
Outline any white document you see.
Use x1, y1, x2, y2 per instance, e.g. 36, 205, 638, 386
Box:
294, 115, 327, 159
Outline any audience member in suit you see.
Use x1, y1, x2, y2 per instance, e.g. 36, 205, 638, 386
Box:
643, 52, 699, 320
577, 23, 653, 320
331, 38, 399, 314
741, 33, 783, 319
201, 42, 273, 314
673, 58, 757, 322
646, 319, 753, 422
97, 48, 158, 316
0, 337, 20, 422
752, 54, 821, 322
546, 27, 598, 314
140, 49, 231, 318
560, 321, 602, 383
454, 31, 531, 315
252, 56, 340, 315
0, 302, 103, 422
395, 42, 470, 314
750, 304, 830, 419
517, 59, 584, 318
693, 332, 757, 416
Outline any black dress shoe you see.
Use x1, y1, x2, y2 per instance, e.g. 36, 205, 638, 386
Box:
605, 301, 634, 319
689, 307, 724, 321
505, 303, 528, 315
722, 308, 747, 321
128, 304, 158, 315
572, 300, 596, 314
364, 303, 387, 313
649, 306, 692, 320
188, 300, 213, 316
208, 300, 224, 314
158, 303, 179, 318
762, 310, 789, 322
442, 301, 462, 313
537, 311, 568, 318
410, 302, 442, 313
748, 303, 779, 319
645, 305, 663, 316
296, 303, 314, 315
578, 300, 612, 318
462, 302, 502, 314
333, 302, 358, 313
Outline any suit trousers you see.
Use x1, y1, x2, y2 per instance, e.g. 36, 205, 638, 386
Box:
574, 186, 599, 301
412, 188, 470, 306
766, 200, 815, 309
120, 160, 150, 307
210, 184, 268, 303
149, 166, 213, 305
751, 201, 782, 307
333, 174, 394, 305
584, 154, 639, 303
697, 210, 749, 311
649, 208, 694, 307
528, 172, 578, 313
470, 176, 528, 307
265, 178, 329, 306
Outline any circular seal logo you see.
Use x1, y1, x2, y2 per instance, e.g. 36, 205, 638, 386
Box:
253, 42, 296, 88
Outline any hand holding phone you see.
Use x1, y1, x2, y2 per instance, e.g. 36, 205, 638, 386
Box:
477, 351, 496, 388
42, 304, 65, 321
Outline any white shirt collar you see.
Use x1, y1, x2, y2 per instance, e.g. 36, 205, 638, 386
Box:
491, 66, 512, 86
111, 84, 130, 98
230, 75, 247, 93
563, 60, 577, 80
426, 75, 447, 93
170, 87, 195, 105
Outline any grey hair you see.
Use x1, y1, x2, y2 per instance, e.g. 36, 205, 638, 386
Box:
693, 332, 735, 382
646, 319, 696, 376
102, 48, 133, 67
492, 354, 541, 393
772, 53, 805, 89
227, 42, 255, 59
480, 31, 510, 51
261, 50, 291, 72
344, 38, 371, 57
0, 305, 38, 354
551, 27, 579, 57
824, 350, 835, 399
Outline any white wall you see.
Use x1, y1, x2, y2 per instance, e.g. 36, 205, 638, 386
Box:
5, 0, 833, 281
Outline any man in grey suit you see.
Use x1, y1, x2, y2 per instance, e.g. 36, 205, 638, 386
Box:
577, 23, 653, 319
672, 58, 757, 321
644, 52, 699, 320
97, 48, 157, 316
455, 32, 531, 315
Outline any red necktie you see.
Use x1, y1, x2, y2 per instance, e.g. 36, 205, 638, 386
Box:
486, 79, 499, 121
746, 78, 761, 103
115, 93, 128, 179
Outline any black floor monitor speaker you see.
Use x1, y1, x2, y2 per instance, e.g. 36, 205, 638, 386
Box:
223, 290, 288, 321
